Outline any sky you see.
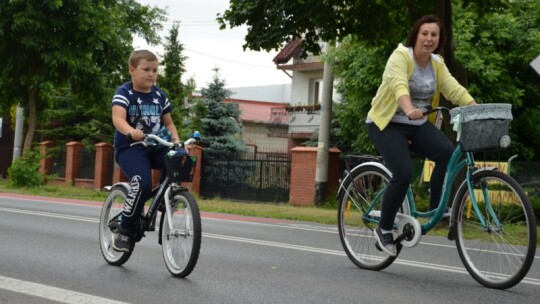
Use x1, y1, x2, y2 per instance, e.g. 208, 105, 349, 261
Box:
134, 0, 291, 89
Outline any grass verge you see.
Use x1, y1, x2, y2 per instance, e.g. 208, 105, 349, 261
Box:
0, 179, 338, 225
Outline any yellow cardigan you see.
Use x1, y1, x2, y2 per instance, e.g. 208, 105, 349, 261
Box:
367, 44, 473, 131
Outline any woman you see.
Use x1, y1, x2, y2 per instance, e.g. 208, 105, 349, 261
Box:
366, 15, 477, 256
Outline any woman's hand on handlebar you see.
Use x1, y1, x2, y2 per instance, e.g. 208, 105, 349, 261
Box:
406, 108, 424, 120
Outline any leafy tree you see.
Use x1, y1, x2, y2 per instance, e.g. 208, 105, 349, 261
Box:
199, 68, 246, 157
159, 22, 188, 136
0, 0, 166, 154
453, 0, 540, 160
218, 0, 435, 55
328, 39, 388, 154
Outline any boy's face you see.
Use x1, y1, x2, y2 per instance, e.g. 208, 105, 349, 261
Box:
129, 59, 158, 92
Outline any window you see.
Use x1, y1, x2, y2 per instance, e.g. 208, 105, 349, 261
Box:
310, 78, 323, 105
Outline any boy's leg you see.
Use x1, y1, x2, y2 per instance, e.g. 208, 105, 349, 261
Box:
114, 146, 153, 252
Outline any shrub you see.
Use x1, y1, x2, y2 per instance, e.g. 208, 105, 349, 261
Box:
7, 148, 45, 187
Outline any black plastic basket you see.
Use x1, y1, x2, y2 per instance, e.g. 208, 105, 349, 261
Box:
450, 104, 513, 152
165, 154, 197, 183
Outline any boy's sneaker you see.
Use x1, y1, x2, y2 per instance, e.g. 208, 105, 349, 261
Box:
374, 227, 397, 256
112, 228, 132, 253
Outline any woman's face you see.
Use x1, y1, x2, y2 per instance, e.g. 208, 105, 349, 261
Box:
415, 22, 440, 56
130, 59, 159, 93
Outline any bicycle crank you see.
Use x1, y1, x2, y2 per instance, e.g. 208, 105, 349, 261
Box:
368, 211, 422, 248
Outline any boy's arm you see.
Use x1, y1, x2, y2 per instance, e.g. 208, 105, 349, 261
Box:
161, 113, 180, 143
112, 105, 143, 141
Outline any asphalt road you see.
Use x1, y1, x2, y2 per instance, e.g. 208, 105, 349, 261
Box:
0, 193, 539, 304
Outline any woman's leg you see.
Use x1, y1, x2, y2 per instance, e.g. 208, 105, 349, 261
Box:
410, 123, 454, 210
367, 123, 414, 231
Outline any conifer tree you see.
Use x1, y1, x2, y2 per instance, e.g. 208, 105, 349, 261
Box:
160, 22, 188, 135
199, 68, 246, 157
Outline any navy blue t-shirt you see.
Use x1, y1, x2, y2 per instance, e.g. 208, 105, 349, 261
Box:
112, 82, 172, 149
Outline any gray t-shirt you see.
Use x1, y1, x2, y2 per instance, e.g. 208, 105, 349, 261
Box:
390, 60, 436, 125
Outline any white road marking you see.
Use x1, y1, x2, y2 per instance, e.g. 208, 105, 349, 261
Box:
0, 275, 130, 304
2, 201, 540, 288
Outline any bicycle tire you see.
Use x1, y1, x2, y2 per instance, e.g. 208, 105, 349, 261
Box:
99, 186, 133, 266
338, 164, 402, 270
160, 189, 201, 278
452, 170, 537, 289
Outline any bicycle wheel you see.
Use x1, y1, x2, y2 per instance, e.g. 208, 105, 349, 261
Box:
338, 164, 402, 270
160, 189, 201, 277
453, 170, 537, 289
99, 186, 132, 266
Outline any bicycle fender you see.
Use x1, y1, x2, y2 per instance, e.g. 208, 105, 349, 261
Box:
104, 182, 130, 193
336, 161, 392, 199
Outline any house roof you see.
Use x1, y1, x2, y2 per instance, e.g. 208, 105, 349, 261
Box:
224, 98, 288, 123
273, 37, 303, 64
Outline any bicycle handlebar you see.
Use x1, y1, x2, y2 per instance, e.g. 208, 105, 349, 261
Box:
128, 133, 200, 149
423, 106, 450, 116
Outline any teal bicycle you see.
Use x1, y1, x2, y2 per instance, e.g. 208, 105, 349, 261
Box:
337, 104, 537, 289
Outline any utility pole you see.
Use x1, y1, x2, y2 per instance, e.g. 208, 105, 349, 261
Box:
314, 42, 334, 205
12, 104, 24, 161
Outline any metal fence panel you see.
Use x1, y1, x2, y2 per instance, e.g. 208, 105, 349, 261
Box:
200, 154, 290, 203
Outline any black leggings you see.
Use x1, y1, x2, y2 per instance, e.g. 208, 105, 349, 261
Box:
366, 122, 453, 231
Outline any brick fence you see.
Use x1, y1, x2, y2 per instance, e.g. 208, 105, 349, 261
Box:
38, 141, 341, 205
38, 141, 203, 195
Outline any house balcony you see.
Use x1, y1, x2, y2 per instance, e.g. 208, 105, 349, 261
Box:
267, 105, 321, 139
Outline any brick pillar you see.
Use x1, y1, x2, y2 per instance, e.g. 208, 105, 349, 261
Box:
182, 145, 203, 195
39, 141, 54, 175
65, 141, 83, 185
152, 169, 161, 188
327, 148, 342, 195
113, 161, 127, 184
289, 147, 341, 206
94, 142, 113, 190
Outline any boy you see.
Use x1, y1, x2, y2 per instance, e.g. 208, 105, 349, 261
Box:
111, 50, 180, 252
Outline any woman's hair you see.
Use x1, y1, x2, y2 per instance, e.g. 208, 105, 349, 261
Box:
405, 15, 445, 55
128, 49, 158, 68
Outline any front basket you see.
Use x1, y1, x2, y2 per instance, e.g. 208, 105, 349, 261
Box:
449, 104, 513, 152
165, 154, 197, 183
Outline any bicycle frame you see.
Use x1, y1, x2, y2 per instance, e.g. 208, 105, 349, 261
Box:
407, 144, 469, 234
353, 142, 495, 236
143, 176, 190, 233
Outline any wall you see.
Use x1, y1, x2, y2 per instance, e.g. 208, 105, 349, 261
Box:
242, 121, 289, 152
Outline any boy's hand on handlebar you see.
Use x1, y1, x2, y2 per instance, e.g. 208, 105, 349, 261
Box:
127, 129, 144, 141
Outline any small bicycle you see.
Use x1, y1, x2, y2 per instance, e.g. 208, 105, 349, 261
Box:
99, 133, 202, 278
337, 104, 537, 289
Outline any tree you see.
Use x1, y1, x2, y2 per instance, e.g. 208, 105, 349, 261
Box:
159, 22, 188, 136
0, 0, 166, 154
453, 0, 540, 160
199, 68, 246, 158
217, 0, 439, 55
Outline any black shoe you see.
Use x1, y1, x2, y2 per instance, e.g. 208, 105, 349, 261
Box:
113, 228, 132, 253
374, 227, 397, 256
